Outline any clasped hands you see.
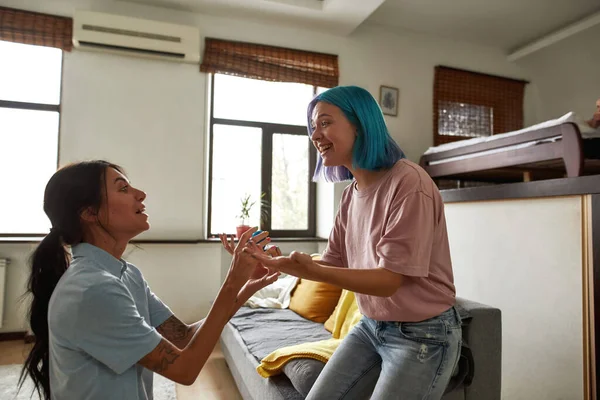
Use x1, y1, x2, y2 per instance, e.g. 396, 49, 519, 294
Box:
590, 111, 600, 129
219, 228, 315, 299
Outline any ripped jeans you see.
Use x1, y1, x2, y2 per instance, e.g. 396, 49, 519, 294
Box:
306, 307, 462, 400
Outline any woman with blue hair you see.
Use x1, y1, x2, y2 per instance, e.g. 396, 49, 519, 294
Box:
247, 86, 460, 399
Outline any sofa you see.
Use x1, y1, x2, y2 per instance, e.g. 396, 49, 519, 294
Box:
220, 297, 501, 400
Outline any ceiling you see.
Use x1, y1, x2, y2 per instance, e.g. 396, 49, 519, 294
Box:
367, 0, 600, 51
122, 0, 386, 36
122, 0, 600, 51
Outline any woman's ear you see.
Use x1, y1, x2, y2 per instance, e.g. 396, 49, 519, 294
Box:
80, 207, 97, 223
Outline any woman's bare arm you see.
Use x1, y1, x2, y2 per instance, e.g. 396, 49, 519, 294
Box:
246, 249, 403, 297
156, 316, 203, 350
139, 228, 259, 385
306, 262, 403, 297
139, 280, 238, 385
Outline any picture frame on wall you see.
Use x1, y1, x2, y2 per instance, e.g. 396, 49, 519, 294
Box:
379, 85, 399, 117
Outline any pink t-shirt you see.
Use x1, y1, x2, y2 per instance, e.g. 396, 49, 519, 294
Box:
321, 159, 455, 322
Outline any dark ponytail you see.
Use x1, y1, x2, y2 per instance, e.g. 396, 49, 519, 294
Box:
18, 160, 122, 399
20, 230, 68, 398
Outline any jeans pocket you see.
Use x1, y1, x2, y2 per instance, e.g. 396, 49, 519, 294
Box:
398, 319, 447, 346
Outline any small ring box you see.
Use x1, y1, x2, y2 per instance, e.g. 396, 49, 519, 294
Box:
252, 230, 267, 250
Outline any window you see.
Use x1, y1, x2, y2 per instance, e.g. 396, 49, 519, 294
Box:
0, 40, 62, 235
208, 74, 317, 237
433, 66, 527, 146
438, 101, 493, 138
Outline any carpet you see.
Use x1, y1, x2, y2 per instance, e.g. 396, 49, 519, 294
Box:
0, 364, 177, 399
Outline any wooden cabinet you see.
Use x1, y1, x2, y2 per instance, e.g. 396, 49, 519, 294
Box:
444, 194, 598, 400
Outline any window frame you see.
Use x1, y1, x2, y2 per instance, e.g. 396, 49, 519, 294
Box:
207, 73, 317, 238
433, 65, 527, 147
0, 42, 62, 237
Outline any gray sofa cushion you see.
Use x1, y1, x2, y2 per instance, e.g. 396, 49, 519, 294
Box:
282, 359, 325, 397
228, 307, 331, 361
221, 322, 302, 400
228, 307, 331, 398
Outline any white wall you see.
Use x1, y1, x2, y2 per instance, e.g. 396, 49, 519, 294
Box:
516, 23, 600, 123
56, 10, 537, 239
60, 51, 209, 240
0, 244, 36, 333
445, 196, 588, 400
0, 0, 537, 332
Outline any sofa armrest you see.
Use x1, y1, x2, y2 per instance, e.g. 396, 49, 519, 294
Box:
456, 297, 501, 400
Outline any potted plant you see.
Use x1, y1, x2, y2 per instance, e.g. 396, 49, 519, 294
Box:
236, 193, 269, 238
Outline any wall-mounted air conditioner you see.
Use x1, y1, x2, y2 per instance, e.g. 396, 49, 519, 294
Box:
73, 10, 200, 64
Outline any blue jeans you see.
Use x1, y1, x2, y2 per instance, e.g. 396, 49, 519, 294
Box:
306, 307, 462, 400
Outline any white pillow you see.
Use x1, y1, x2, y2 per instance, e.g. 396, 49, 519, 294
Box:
244, 275, 299, 309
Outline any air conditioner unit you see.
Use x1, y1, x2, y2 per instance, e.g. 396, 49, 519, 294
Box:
73, 11, 200, 64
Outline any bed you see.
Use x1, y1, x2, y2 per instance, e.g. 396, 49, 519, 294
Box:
419, 112, 600, 183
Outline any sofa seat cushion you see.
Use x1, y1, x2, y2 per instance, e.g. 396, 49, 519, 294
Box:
229, 307, 331, 362
282, 358, 325, 397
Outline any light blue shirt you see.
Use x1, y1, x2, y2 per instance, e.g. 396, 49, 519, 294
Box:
48, 243, 173, 400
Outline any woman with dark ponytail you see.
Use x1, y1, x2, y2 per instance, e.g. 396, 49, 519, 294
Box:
19, 160, 278, 400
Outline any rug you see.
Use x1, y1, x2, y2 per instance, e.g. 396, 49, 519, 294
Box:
0, 364, 177, 399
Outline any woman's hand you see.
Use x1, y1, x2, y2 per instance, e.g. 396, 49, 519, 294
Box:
224, 228, 263, 289
238, 266, 280, 304
219, 231, 270, 256
230, 245, 282, 317
220, 230, 275, 280
244, 244, 316, 279
246, 245, 282, 278
289, 251, 313, 265
590, 111, 600, 129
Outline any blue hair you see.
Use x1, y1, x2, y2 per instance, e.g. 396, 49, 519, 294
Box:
307, 86, 405, 182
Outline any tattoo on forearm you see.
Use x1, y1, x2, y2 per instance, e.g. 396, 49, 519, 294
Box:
150, 341, 180, 373
157, 316, 191, 348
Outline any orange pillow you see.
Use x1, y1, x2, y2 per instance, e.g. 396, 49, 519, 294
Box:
324, 295, 343, 333
289, 279, 342, 323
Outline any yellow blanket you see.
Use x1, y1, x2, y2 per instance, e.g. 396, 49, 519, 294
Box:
257, 290, 363, 378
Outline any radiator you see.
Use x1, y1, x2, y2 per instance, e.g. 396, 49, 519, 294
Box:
0, 258, 8, 329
